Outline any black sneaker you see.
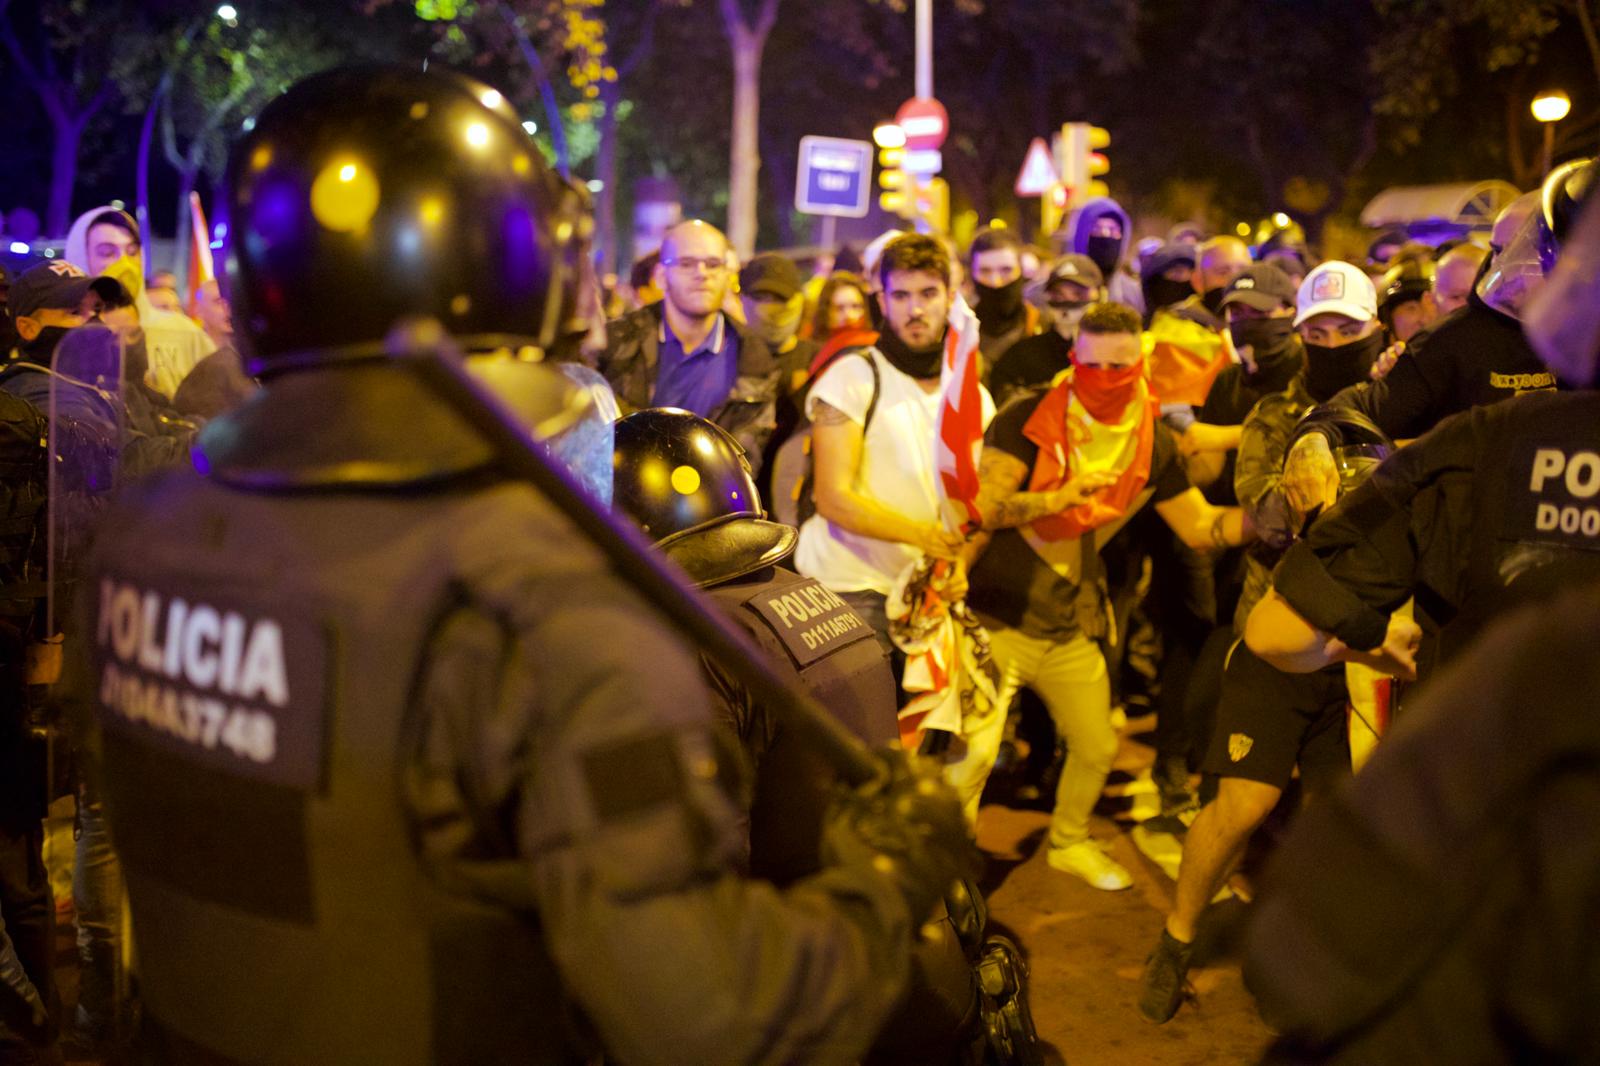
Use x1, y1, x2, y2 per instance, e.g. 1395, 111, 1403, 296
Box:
1138, 929, 1195, 1023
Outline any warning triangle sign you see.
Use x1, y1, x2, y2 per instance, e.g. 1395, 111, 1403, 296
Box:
1015, 137, 1059, 196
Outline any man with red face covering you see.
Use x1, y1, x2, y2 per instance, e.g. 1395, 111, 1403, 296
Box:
947, 302, 1251, 890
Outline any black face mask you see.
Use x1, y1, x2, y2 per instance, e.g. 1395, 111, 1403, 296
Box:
1143, 277, 1192, 314
877, 325, 945, 379
0, 314, 16, 358
973, 278, 1024, 331
1231, 317, 1303, 392
1200, 286, 1227, 317
20, 326, 70, 364
1085, 235, 1122, 278
1304, 332, 1385, 402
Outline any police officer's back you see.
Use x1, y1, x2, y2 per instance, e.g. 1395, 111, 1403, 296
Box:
613, 408, 900, 883
72, 67, 968, 1066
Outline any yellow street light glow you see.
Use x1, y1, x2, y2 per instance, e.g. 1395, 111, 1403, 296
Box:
480, 89, 504, 109
1532, 89, 1571, 123
1235, 222, 1251, 237
1272, 212, 1290, 228
873, 123, 906, 149
338, 164, 356, 183
465, 121, 491, 149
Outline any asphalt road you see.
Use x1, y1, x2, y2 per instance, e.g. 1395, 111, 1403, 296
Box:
974, 711, 1274, 1066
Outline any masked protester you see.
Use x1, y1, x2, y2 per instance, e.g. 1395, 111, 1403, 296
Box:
68, 66, 973, 1066
950, 301, 1250, 891
1139, 242, 1197, 322
991, 254, 1105, 408
1136, 261, 1384, 1025
968, 226, 1042, 369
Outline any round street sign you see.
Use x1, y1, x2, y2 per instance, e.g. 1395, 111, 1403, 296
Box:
894, 97, 949, 151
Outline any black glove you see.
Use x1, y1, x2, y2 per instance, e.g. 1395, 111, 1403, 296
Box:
820, 748, 976, 924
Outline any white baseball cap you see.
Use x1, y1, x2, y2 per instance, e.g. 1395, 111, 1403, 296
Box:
1294, 261, 1378, 327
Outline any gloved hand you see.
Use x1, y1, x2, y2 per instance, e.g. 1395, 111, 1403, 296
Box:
820, 748, 975, 925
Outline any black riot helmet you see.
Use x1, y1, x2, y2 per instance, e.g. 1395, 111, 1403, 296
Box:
1377, 258, 1434, 327
222, 65, 591, 377
1478, 157, 1593, 322
612, 409, 797, 588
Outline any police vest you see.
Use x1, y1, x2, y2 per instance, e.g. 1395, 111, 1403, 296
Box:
1458, 391, 1600, 646
85, 467, 581, 1066
705, 566, 896, 886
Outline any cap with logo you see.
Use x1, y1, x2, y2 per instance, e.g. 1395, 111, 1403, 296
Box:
1220, 262, 1297, 312
10, 261, 92, 320
1295, 261, 1378, 327
1047, 253, 1105, 291
739, 253, 803, 300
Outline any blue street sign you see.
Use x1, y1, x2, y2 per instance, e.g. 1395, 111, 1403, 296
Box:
795, 136, 873, 218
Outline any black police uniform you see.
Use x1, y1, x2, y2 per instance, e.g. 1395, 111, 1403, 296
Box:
1273, 389, 1600, 667
73, 66, 935, 1066
79, 369, 921, 1066
1333, 292, 1556, 441
701, 565, 898, 883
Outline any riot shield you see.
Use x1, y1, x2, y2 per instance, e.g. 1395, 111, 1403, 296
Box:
45, 323, 125, 642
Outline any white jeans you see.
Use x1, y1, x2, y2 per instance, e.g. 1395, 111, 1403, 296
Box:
944, 627, 1115, 850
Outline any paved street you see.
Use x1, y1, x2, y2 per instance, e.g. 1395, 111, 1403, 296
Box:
975, 711, 1273, 1066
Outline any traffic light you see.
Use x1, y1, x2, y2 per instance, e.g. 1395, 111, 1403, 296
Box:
1059, 122, 1111, 209
878, 145, 913, 218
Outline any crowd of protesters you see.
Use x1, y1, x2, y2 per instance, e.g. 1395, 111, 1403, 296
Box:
0, 149, 1586, 1061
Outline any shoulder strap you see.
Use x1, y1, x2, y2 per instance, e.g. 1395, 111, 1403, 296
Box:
860, 351, 882, 433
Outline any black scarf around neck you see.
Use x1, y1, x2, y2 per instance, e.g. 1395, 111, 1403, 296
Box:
877, 326, 946, 380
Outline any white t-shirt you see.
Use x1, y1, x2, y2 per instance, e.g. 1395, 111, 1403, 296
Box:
794, 349, 994, 595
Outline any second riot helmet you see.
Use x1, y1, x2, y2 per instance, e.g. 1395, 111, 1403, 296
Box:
612, 409, 796, 587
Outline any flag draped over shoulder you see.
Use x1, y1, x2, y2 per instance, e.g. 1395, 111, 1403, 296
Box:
935, 294, 985, 534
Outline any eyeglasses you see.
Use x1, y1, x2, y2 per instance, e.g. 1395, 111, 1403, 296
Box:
662, 256, 728, 274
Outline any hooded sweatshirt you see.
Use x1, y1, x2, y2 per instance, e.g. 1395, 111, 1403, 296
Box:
1064, 197, 1144, 315
64, 205, 215, 398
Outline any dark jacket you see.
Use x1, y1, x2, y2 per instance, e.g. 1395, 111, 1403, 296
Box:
588, 303, 782, 473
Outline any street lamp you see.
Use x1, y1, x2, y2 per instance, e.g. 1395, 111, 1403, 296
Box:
1532, 89, 1571, 176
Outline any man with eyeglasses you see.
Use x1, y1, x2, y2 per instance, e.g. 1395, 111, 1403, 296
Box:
590, 219, 783, 472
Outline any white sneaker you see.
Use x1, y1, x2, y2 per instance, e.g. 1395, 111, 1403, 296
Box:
1046, 840, 1133, 890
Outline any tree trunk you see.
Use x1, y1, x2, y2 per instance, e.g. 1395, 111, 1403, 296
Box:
596, 79, 621, 275
719, 0, 779, 258
727, 31, 763, 256
47, 116, 83, 238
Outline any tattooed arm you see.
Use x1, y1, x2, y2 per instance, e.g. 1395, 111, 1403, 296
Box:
973, 449, 1119, 531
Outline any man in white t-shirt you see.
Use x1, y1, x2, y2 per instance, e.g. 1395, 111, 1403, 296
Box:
795, 233, 994, 653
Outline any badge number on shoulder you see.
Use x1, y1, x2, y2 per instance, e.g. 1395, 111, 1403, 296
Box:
746, 578, 873, 667
91, 575, 328, 790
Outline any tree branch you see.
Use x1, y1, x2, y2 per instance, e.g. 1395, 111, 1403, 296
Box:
616, 1, 661, 79
1575, 0, 1600, 87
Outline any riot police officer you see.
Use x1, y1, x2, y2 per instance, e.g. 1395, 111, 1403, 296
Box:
612, 408, 901, 883
1245, 158, 1600, 676
70, 66, 969, 1066
1237, 161, 1600, 1065
611, 408, 1039, 1066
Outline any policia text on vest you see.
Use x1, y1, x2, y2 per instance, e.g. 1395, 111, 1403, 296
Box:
1523, 445, 1600, 541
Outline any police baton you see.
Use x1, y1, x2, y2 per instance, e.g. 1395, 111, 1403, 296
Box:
396, 326, 882, 787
